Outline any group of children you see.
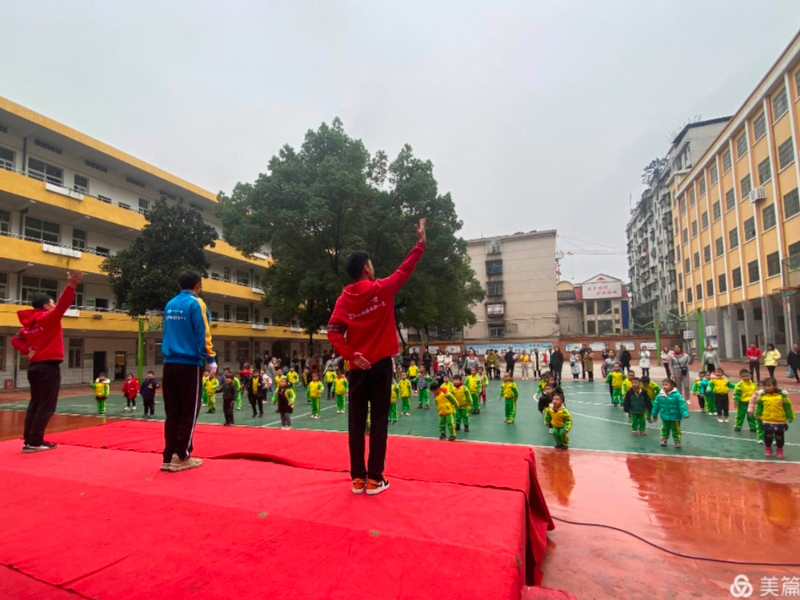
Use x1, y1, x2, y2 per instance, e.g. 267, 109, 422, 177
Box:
90, 371, 159, 417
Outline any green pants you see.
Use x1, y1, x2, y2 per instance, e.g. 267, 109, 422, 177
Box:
552, 427, 569, 447
336, 394, 346, 411
202, 390, 208, 406
207, 394, 216, 410
418, 389, 430, 407
236, 392, 242, 409
311, 397, 320, 417
96, 398, 107, 414
631, 413, 647, 432
705, 394, 715, 413
734, 402, 756, 430
389, 403, 398, 421
401, 396, 411, 413
661, 420, 681, 442
455, 406, 470, 427
439, 414, 455, 437
504, 398, 516, 422
611, 387, 623, 405
470, 391, 480, 411
756, 419, 764, 441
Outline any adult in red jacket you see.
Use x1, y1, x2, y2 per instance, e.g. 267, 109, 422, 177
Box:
746, 342, 762, 383
327, 219, 426, 495
12, 271, 84, 452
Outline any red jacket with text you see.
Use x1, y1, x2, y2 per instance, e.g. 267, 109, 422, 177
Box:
327, 242, 425, 368
12, 286, 75, 364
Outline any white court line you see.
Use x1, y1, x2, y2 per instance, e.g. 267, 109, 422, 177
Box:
263, 402, 339, 427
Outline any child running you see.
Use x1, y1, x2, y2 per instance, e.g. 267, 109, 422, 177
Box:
122, 372, 138, 412
605, 363, 628, 407
431, 381, 457, 441
623, 376, 652, 436
415, 366, 432, 410
273, 378, 295, 430
651, 378, 689, 448
500, 372, 519, 424
139, 370, 159, 418
451, 374, 472, 432
733, 369, 757, 433
398, 372, 413, 416
307, 371, 325, 419
91, 373, 110, 415
707, 369, 734, 423
465, 368, 482, 414
334, 370, 348, 414
544, 393, 572, 449
750, 377, 794, 459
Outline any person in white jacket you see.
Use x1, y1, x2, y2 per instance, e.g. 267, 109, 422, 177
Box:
638, 348, 651, 378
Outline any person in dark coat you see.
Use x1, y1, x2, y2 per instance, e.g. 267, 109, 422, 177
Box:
550, 346, 564, 385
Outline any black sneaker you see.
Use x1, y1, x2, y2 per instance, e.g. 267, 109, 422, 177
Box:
448, 435, 457, 441
41, 441, 57, 449
439, 434, 446, 440
464, 425, 469, 432
455, 424, 461, 431
22, 443, 56, 453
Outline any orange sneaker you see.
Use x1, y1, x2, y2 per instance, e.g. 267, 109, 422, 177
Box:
352, 478, 366, 494
366, 478, 390, 495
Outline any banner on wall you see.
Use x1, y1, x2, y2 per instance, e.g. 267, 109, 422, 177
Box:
589, 342, 606, 352
446, 345, 462, 354
614, 341, 636, 351
640, 342, 657, 351
565, 343, 583, 352
463, 342, 554, 356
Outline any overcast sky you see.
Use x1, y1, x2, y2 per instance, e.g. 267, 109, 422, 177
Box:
2, 1, 799, 282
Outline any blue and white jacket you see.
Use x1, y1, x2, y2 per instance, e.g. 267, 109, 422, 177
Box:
162, 290, 216, 366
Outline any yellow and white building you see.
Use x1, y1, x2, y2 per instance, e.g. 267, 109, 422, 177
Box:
673, 32, 800, 358
0, 97, 326, 388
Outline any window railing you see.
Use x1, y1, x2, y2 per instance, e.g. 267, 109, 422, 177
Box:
1, 230, 115, 258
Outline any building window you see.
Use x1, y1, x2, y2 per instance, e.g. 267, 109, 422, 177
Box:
740, 174, 752, 199
72, 283, 84, 308
699, 178, 706, 197
687, 288, 693, 303
680, 198, 686, 214
718, 273, 727, 293
0, 272, 7, 299
762, 204, 776, 230
155, 342, 164, 365
0, 146, 15, 170
487, 281, 503, 296
485, 240, 502, 254
674, 216, 679, 231
715, 236, 724, 258
587, 321, 596, 335
73, 174, 89, 194
743, 217, 756, 241
701, 212, 709, 230
723, 149, 732, 173
757, 157, 772, 185
785, 188, 800, 219
684, 258, 691, 273
0, 209, 9, 234
95, 246, 110, 257
678, 273, 683, 290
710, 164, 718, 185
703, 245, 711, 264
598, 321, 613, 334
596, 300, 612, 315
24, 216, 60, 244
138, 198, 150, 214
223, 340, 232, 362
236, 270, 249, 286
486, 303, 505, 316
748, 260, 760, 284
693, 251, 700, 269
706, 279, 714, 297
236, 341, 249, 363
796, 69, 800, 97
732, 267, 742, 289
488, 324, 505, 338
27, 157, 63, 186
223, 304, 231, 321
790, 241, 800, 257
21, 276, 58, 302
737, 133, 748, 159
485, 260, 503, 276
726, 189, 735, 211
235, 305, 249, 323
778, 138, 795, 170
68, 338, 83, 369
729, 227, 739, 249
753, 112, 767, 140
772, 87, 788, 120
689, 188, 696, 206
682, 228, 688, 244
766, 252, 780, 277
586, 301, 595, 316
691, 220, 698, 237
712, 200, 721, 221
72, 228, 86, 249
94, 298, 110, 310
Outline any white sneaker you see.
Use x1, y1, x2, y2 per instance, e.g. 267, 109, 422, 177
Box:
366, 478, 391, 495
169, 454, 203, 472
124, 407, 130, 412
718, 418, 724, 423
724, 418, 729, 423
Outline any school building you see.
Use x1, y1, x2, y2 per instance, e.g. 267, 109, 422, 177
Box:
0, 97, 327, 389
673, 32, 800, 359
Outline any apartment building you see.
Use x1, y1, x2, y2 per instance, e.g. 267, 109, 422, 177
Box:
557, 274, 631, 336
0, 97, 326, 388
627, 118, 730, 325
464, 230, 558, 347
673, 32, 800, 358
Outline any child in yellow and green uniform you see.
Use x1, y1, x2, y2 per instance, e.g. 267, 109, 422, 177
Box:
414, 366, 432, 409
431, 381, 457, 441
91, 373, 110, 415
334, 370, 348, 414
733, 369, 757, 433
441, 375, 454, 395
651, 379, 690, 448
307, 371, 325, 419
325, 368, 336, 401
451, 374, 472, 432
691, 371, 709, 414
287, 367, 299, 391
750, 377, 794, 459
466, 368, 482, 414
203, 372, 218, 413
500, 372, 519, 424
623, 376, 652, 436
544, 393, 572, 449
389, 381, 400, 424
398, 373, 413, 415
640, 376, 661, 402
479, 367, 488, 405
604, 364, 627, 406
708, 369, 735, 423
408, 361, 419, 394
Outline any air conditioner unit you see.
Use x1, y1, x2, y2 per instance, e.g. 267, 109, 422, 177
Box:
749, 187, 767, 203
705, 326, 718, 336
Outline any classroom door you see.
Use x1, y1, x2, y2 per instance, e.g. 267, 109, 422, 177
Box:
114, 352, 126, 380
93, 351, 107, 381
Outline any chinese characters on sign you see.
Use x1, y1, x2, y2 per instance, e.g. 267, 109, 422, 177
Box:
729, 574, 800, 598
581, 280, 622, 299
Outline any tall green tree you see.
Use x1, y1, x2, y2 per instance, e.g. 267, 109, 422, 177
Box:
102, 198, 218, 316
217, 119, 483, 348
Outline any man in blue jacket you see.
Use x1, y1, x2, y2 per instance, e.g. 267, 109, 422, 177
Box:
161, 272, 217, 472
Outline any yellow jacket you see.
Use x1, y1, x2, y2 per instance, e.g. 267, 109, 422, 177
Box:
500, 381, 518, 400
325, 370, 336, 383
733, 380, 756, 403
307, 381, 325, 399
408, 365, 419, 377
544, 406, 572, 431
391, 383, 399, 404
764, 350, 781, 367
465, 374, 482, 394
755, 392, 794, 424
334, 377, 348, 395
398, 379, 412, 397
288, 371, 299, 384
203, 377, 218, 398
442, 382, 454, 394
605, 371, 627, 389
434, 389, 457, 416
451, 385, 471, 408
708, 377, 734, 395
91, 380, 110, 398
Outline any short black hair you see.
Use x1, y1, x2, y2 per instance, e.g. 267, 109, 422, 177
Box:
430, 381, 440, 393
179, 271, 202, 290
346, 251, 370, 280
31, 294, 53, 309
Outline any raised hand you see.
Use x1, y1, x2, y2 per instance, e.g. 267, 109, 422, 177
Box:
415, 218, 427, 245
66, 271, 84, 288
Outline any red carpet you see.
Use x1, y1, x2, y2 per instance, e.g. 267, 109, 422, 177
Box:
1, 422, 556, 599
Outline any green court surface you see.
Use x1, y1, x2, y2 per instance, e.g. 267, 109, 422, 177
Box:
2, 379, 796, 461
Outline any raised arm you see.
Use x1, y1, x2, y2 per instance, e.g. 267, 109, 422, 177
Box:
378, 218, 427, 297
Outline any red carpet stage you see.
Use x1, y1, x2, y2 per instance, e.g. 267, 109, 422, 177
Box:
0, 422, 556, 599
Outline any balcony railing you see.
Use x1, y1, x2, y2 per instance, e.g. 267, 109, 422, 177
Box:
0, 230, 114, 258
